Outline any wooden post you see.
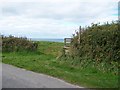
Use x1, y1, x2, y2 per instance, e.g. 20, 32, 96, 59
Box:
79, 26, 81, 44
64, 38, 66, 46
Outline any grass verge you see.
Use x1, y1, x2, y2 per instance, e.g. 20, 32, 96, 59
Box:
2, 41, 118, 88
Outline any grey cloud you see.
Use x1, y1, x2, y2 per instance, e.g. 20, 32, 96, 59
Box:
2, 7, 19, 16
1, 2, 116, 24
0, 1, 118, 38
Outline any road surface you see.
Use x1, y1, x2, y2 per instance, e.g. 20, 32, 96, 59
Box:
0, 63, 2, 90
2, 63, 83, 88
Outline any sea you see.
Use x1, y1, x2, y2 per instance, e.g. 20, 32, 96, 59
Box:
30, 38, 64, 43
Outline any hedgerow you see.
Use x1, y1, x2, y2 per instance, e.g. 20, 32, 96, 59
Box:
60, 21, 119, 74
2, 35, 38, 52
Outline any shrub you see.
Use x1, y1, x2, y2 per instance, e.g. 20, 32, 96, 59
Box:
2, 35, 38, 52
60, 21, 119, 74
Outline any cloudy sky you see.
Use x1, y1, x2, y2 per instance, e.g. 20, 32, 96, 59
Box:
0, 0, 118, 39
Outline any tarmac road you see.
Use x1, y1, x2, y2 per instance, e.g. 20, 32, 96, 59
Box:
2, 63, 83, 88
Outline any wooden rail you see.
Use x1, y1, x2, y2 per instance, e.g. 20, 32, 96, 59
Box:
63, 38, 72, 55
64, 38, 72, 47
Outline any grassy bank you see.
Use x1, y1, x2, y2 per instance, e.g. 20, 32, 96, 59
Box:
2, 41, 118, 88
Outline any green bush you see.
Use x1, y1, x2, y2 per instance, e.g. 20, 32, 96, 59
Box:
60, 21, 119, 74
2, 35, 38, 52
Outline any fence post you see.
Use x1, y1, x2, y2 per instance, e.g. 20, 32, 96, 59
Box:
79, 26, 81, 44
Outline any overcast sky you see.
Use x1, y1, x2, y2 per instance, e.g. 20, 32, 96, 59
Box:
0, 0, 118, 39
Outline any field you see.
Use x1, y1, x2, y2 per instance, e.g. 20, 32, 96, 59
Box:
2, 41, 118, 88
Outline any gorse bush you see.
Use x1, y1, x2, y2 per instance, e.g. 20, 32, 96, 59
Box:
60, 21, 119, 74
2, 35, 38, 52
